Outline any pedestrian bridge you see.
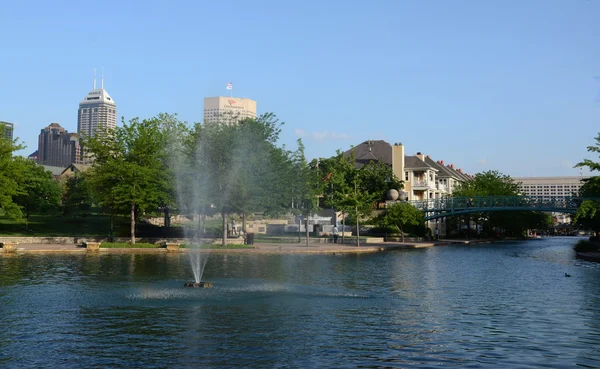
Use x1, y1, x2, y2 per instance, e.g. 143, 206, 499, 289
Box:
408, 196, 595, 221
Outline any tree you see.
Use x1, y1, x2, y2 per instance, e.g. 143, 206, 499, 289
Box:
182, 113, 295, 246
452, 170, 533, 237
11, 158, 62, 228
358, 161, 403, 202
574, 132, 600, 236
0, 124, 24, 219
85, 116, 172, 244
375, 202, 425, 242
61, 172, 93, 218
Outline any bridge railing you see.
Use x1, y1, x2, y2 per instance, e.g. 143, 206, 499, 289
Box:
407, 196, 588, 213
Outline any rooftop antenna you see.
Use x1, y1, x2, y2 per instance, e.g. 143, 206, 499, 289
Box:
101, 67, 104, 89
93, 68, 96, 89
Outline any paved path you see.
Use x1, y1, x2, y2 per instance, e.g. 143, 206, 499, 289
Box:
1, 239, 488, 255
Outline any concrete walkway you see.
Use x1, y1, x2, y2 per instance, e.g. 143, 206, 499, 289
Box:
1, 239, 491, 255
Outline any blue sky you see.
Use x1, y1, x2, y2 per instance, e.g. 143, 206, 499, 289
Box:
1, 0, 599, 177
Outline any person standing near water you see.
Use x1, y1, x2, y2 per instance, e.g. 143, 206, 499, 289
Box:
332, 225, 339, 243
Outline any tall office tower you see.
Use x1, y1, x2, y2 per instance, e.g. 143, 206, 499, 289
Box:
203, 97, 257, 124
37, 123, 82, 167
77, 72, 117, 139
1, 121, 14, 141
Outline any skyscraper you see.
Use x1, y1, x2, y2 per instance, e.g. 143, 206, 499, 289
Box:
77, 72, 117, 139
37, 123, 82, 167
203, 97, 257, 124
1, 121, 14, 141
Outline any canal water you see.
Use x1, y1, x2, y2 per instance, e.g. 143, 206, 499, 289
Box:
1, 237, 599, 368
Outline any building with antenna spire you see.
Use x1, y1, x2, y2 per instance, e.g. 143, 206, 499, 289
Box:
77, 68, 117, 140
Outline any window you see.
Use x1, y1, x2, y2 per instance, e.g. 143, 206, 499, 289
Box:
405, 172, 408, 181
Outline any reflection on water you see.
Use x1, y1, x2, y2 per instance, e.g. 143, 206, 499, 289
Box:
1, 237, 599, 368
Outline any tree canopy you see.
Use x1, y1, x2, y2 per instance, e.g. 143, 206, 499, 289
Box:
574, 132, 600, 235
452, 170, 552, 237
84, 116, 172, 244
0, 124, 25, 219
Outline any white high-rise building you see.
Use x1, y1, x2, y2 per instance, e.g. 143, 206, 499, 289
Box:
515, 176, 589, 224
77, 73, 117, 138
203, 96, 257, 124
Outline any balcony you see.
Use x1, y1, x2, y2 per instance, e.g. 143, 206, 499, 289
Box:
412, 180, 435, 190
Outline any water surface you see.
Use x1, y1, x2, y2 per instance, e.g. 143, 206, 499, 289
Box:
1, 237, 599, 368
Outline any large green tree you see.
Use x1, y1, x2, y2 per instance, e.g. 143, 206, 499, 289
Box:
183, 113, 296, 245
374, 202, 425, 242
61, 172, 93, 219
574, 132, 600, 236
452, 170, 548, 237
0, 124, 24, 219
11, 158, 62, 228
85, 116, 172, 244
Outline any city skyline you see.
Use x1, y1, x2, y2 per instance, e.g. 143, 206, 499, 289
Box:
1, 0, 599, 177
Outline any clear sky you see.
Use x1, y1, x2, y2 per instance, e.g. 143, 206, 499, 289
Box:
1, 0, 599, 177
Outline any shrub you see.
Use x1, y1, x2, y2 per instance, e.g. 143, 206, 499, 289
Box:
574, 238, 600, 252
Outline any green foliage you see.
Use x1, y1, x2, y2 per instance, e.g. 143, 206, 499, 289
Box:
451, 170, 553, 236
358, 161, 403, 201
85, 116, 174, 243
573, 238, 600, 252
0, 126, 25, 219
61, 172, 93, 218
290, 139, 318, 217
574, 132, 600, 234
374, 202, 425, 242
11, 158, 62, 224
181, 113, 296, 245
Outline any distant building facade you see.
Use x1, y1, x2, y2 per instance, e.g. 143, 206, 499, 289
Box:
1, 121, 14, 141
515, 176, 589, 224
203, 96, 257, 124
37, 123, 82, 167
515, 176, 587, 198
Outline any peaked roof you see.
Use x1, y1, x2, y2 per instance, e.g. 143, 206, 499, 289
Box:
425, 157, 460, 179
344, 140, 392, 167
42, 165, 66, 176
404, 156, 436, 170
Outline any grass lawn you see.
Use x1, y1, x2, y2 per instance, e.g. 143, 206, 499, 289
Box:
0, 210, 132, 237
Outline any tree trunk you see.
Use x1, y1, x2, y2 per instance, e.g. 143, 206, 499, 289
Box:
305, 218, 309, 247
130, 202, 136, 245
221, 209, 227, 246
356, 207, 360, 247
164, 207, 170, 228
242, 213, 246, 235
400, 225, 404, 242
297, 215, 301, 243
342, 212, 345, 244
110, 213, 114, 242
201, 210, 206, 238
